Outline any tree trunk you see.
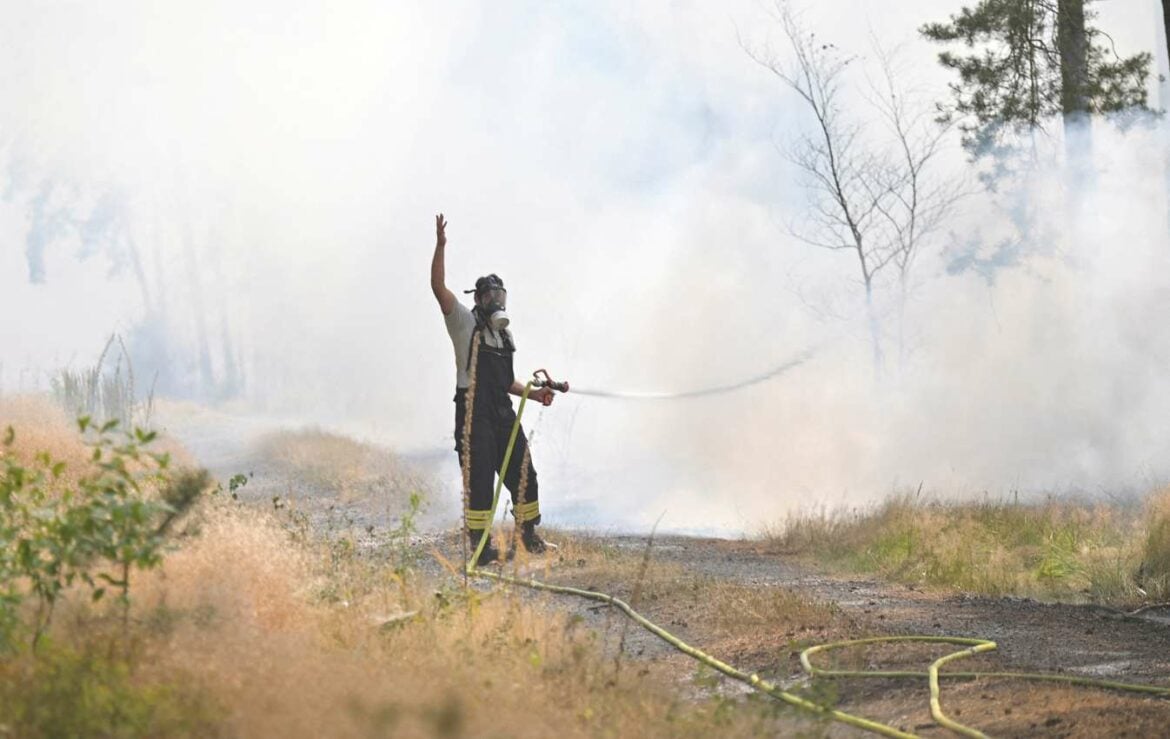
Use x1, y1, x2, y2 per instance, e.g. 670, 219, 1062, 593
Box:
896, 276, 909, 375
1156, 0, 1170, 239
1058, 0, 1093, 236
1058, 0, 1089, 118
219, 315, 242, 398
181, 224, 215, 398
865, 281, 884, 382
1058, 0, 1091, 161
1162, 0, 1170, 96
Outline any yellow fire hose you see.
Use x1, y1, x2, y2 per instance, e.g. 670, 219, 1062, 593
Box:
463, 378, 1170, 738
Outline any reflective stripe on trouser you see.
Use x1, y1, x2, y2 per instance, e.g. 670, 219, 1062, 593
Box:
466, 508, 493, 531
455, 399, 541, 530
453, 331, 541, 531
514, 500, 540, 524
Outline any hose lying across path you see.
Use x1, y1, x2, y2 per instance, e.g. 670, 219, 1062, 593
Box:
462, 381, 1170, 738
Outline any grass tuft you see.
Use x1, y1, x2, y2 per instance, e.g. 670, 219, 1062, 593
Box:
767, 492, 1164, 606
1138, 490, 1170, 599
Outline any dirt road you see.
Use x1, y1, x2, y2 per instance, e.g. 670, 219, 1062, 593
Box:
487, 534, 1170, 738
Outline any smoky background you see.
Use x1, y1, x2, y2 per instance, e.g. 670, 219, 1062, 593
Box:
2, 0, 1169, 534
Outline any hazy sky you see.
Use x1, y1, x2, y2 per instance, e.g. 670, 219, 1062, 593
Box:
2, 1, 1169, 533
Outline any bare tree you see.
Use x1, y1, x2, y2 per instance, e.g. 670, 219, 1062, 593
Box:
744, 5, 962, 375
867, 43, 966, 365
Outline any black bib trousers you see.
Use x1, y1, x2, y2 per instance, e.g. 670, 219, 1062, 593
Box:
453, 333, 540, 531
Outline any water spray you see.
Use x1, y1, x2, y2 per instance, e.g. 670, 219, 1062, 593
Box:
569, 348, 815, 400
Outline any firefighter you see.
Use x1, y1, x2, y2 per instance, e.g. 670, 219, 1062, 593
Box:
430, 213, 555, 565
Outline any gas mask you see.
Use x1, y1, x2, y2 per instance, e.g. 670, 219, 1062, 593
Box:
478, 287, 509, 331
467, 274, 510, 331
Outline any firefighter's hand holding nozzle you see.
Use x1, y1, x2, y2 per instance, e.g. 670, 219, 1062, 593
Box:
531, 387, 555, 407
530, 369, 569, 406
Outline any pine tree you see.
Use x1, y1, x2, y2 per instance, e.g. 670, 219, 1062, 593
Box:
921, 0, 1152, 158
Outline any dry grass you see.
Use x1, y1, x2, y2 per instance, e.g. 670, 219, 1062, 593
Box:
54, 504, 797, 738
1, 401, 815, 738
0, 395, 192, 487
766, 491, 1170, 606
0, 396, 92, 478
253, 428, 431, 503
1139, 489, 1170, 597
548, 536, 854, 656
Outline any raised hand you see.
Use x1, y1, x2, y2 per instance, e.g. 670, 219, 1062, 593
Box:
431, 213, 455, 314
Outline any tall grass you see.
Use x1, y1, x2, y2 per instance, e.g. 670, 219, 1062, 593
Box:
1138, 491, 1170, 599
768, 492, 1170, 607
50, 334, 154, 430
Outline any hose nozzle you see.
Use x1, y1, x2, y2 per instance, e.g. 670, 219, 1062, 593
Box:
532, 369, 569, 393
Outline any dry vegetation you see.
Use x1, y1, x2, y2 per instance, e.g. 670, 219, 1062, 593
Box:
0, 397, 822, 738
541, 536, 861, 681
7, 396, 1169, 736
551, 536, 849, 636
0, 395, 192, 481
120, 510, 804, 738
767, 491, 1170, 606
253, 428, 430, 503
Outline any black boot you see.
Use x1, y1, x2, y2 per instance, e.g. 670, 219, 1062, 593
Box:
521, 522, 556, 554
468, 530, 500, 567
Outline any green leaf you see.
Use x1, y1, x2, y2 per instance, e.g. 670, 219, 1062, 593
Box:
92, 588, 105, 602
77, 416, 91, 433
100, 419, 119, 433
50, 462, 66, 479
2, 427, 13, 447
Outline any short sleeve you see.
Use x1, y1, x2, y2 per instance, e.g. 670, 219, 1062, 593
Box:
445, 301, 477, 387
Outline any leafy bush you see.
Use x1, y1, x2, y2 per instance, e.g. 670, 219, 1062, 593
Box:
0, 643, 220, 738
0, 417, 204, 651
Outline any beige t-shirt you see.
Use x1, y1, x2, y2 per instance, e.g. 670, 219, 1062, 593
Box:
445, 301, 515, 389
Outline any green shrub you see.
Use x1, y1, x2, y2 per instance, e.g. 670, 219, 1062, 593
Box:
0, 418, 204, 651
0, 643, 220, 738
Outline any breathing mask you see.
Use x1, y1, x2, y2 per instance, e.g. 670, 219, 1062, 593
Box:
467, 274, 510, 331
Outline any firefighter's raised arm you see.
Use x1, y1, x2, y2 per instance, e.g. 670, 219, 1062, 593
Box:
430, 213, 456, 315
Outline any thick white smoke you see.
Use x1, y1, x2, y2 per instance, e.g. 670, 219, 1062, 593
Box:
1, 1, 1168, 535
